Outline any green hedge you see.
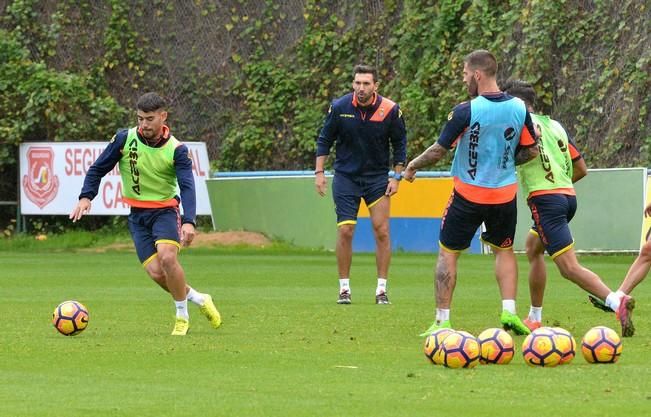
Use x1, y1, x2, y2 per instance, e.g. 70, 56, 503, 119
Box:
1, 0, 649, 234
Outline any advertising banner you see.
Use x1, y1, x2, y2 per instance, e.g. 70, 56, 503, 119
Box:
19, 142, 211, 216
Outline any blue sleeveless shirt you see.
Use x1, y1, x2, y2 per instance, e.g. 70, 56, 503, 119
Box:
450, 95, 526, 188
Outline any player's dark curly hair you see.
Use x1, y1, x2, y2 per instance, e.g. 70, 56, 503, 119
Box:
353, 64, 378, 82
500, 79, 536, 109
137, 92, 167, 112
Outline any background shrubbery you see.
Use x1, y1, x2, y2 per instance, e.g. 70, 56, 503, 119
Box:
1, 0, 649, 234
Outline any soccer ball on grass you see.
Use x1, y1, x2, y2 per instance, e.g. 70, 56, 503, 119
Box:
522, 327, 563, 367
477, 328, 514, 364
434, 330, 480, 369
52, 300, 89, 336
551, 327, 576, 365
424, 328, 454, 364
581, 326, 622, 364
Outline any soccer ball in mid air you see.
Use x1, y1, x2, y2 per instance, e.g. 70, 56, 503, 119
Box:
581, 326, 622, 364
522, 327, 563, 367
52, 300, 89, 336
551, 327, 576, 365
434, 330, 480, 369
424, 328, 454, 364
477, 328, 514, 364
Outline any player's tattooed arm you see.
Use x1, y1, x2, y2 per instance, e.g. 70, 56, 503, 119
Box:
409, 143, 447, 169
514, 145, 540, 166
403, 143, 448, 182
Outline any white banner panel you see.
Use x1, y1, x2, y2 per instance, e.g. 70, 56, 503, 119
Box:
19, 142, 212, 216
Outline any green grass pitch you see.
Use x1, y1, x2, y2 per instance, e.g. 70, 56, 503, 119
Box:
1, 247, 650, 416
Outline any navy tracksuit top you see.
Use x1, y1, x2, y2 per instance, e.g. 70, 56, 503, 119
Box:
316, 92, 407, 177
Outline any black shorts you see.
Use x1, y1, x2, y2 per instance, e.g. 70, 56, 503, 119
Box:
127, 207, 182, 265
528, 193, 577, 258
440, 190, 517, 251
332, 173, 387, 225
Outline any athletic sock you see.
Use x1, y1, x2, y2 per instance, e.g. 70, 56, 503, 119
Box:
376, 278, 387, 295
528, 306, 543, 321
175, 299, 189, 320
435, 308, 450, 324
186, 287, 206, 305
339, 278, 350, 294
502, 299, 516, 314
605, 292, 620, 312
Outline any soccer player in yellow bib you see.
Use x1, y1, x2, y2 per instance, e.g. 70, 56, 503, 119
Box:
501, 79, 635, 337
70, 92, 221, 336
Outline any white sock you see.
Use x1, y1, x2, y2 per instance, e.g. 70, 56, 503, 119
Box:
186, 287, 206, 306
502, 299, 516, 314
528, 306, 543, 322
436, 308, 450, 324
175, 299, 189, 320
605, 292, 620, 312
376, 278, 387, 295
339, 278, 350, 294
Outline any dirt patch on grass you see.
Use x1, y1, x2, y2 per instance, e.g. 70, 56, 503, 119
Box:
80, 231, 271, 253
192, 231, 271, 247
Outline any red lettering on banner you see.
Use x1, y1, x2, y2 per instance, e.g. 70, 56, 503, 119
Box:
63, 146, 120, 176
83, 148, 93, 173
65, 149, 73, 175
190, 148, 206, 176
102, 181, 113, 207
115, 182, 125, 207
102, 181, 128, 209
75, 149, 83, 175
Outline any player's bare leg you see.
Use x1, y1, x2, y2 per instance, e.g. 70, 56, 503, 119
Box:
145, 258, 199, 299
146, 249, 221, 331
157, 243, 190, 335
618, 239, 651, 294
494, 247, 530, 335
369, 196, 390, 304
589, 240, 649, 316
145, 257, 170, 291
152, 244, 188, 300
494, 247, 518, 300
419, 248, 459, 336
525, 233, 547, 308
435, 248, 459, 309
336, 224, 355, 278
552, 246, 634, 336
524, 232, 546, 330
336, 223, 355, 304
553, 248, 611, 298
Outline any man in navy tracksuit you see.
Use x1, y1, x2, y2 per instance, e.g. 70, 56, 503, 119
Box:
315, 64, 407, 305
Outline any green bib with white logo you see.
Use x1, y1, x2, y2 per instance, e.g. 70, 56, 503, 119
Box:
517, 114, 574, 197
119, 127, 179, 201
